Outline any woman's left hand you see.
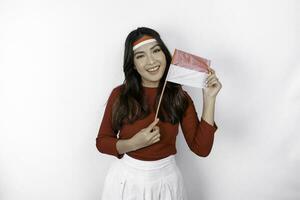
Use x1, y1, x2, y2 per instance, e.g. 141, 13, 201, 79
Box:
202, 66, 222, 98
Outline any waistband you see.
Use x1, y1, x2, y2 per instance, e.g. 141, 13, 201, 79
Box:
121, 153, 176, 171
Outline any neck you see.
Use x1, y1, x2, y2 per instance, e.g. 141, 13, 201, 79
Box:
142, 80, 159, 88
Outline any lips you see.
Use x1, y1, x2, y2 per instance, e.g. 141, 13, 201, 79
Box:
146, 65, 160, 72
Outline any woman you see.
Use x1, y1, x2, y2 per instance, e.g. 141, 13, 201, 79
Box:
96, 27, 222, 199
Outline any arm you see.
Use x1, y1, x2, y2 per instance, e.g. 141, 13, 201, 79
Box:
116, 139, 137, 155
180, 92, 218, 157
202, 96, 216, 126
201, 65, 222, 125
96, 87, 128, 159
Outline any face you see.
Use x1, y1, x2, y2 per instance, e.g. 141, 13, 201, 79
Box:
133, 41, 167, 88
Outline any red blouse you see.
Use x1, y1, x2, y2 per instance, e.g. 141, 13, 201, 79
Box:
96, 85, 218, 161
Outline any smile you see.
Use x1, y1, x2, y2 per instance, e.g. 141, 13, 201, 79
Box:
147, 65, 160, 72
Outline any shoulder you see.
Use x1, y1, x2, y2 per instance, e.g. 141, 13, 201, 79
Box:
106, 84, 124, 104
181, 89, 193, 103
111, 84, 123, 96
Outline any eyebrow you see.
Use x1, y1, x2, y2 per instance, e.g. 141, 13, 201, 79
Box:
134, 44, 160, 56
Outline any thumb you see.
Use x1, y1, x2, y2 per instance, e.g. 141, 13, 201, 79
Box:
146, 118, 159, 131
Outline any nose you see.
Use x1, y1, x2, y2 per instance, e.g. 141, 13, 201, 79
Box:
147, 54, 155, 65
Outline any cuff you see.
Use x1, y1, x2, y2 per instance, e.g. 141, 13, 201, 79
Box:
96, 137, 125, 159
112, 139, 125, 159
200, 117, 218, 133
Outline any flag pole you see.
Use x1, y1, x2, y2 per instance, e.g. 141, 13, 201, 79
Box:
155, 78, 168, 120
155, 49, 176, 120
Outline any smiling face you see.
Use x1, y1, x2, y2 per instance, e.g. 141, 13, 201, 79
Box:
133, 40, 167, 88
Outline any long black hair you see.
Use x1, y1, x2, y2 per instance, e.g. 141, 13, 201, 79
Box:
112, 27, 188, 131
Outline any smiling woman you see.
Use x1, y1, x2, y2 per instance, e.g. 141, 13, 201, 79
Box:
111, 29, 190, 129
96, 27, 219, 200
133, 39, 167, 88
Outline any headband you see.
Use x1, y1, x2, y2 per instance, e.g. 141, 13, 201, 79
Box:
132, 35, 157, 50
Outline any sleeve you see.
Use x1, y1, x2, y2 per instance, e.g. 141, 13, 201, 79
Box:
180, 91, 218, 157
95, 87, 124, 159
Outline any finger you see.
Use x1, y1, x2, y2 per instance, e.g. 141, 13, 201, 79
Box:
152, 138, 160, 144
207, 79, 219, 87
152, 126, 160, 132
151, 134, 161, 143
206, 76, 218, 85
150, 126, 158, 133
209, 69, 216, 76
207, 65, 213, 71
207, 68, 212, 75
205, 74, 216, 83
152, 132, 160, 140
209, 67, 215, 73
147, 118, 160, 131
150, 128, 160, 137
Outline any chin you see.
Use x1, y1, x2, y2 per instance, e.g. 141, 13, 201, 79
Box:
149, 74, 164, 82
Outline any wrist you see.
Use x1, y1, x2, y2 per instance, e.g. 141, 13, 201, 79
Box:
116, 138, 137, 154
128, 138, 138, 151
203, 96, 216, 103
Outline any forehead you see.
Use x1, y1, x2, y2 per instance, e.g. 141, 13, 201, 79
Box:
133, 41, 159, 53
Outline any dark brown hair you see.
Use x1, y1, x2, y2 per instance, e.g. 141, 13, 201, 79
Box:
112, 27, 188, 132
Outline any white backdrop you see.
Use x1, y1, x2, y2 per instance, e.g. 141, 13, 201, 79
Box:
1, 0, 299, 199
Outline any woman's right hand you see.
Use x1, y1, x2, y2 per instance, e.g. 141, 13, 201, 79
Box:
130, 118, 161, 151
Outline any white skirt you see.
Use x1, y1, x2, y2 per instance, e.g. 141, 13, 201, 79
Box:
101, 154, 188, 200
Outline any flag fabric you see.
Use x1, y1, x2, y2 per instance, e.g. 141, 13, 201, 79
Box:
155, 49, 211, 119
166, 49, 211, 88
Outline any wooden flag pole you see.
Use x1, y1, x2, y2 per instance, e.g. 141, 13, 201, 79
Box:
155, 49, 176, 120
155, 78, 168, 120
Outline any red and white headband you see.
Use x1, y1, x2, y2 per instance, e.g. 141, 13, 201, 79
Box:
132, 35, 157, 50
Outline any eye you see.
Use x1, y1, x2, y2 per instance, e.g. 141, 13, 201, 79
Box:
136, 55, 144, 59
153, 48, 161, 53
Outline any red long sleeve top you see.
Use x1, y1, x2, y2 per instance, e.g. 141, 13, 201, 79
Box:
96, 85, 218, 161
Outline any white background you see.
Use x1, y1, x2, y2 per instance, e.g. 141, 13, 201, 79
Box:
1, 0, 299, 199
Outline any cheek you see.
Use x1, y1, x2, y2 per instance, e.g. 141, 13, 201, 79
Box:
134, 60, 146, 70
155, 53, 166, 62
156, 56, 166, 69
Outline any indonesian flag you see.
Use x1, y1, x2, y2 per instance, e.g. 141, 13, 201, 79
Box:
155, 49, 211, 119
166, 49, 211, 88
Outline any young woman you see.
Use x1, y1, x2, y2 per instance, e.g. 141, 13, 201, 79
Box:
96, 27, 222, 200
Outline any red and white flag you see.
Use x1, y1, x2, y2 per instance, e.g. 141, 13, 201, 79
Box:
166, 49, 211, 88
155, 49, 211, 119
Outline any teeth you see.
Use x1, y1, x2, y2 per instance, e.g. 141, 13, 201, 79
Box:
147, 66, 159, 72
